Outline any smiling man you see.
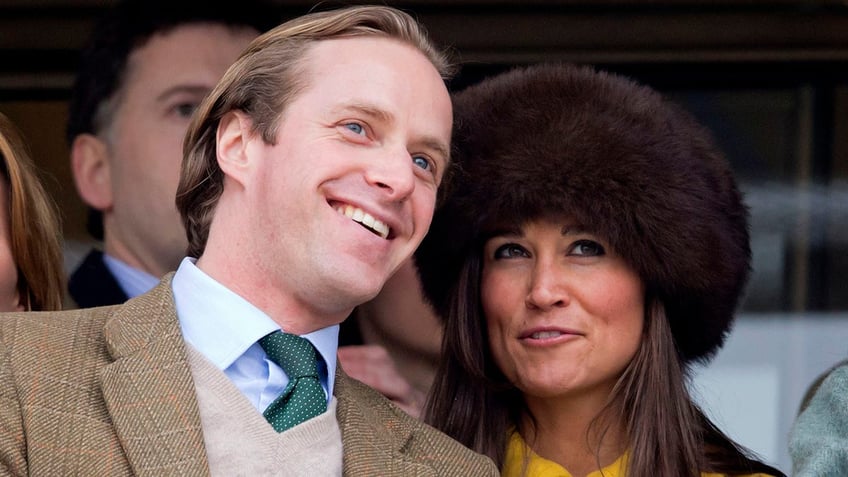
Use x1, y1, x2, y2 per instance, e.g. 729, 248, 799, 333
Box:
0, 6, 497, 476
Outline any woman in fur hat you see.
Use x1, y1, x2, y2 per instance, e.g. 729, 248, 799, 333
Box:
416, 64, 785, 477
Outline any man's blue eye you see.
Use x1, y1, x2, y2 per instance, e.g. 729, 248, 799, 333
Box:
412, 156, 430, 170
345, 123, 366, 135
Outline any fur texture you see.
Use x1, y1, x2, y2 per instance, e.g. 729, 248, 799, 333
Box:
416, 64, 751, 363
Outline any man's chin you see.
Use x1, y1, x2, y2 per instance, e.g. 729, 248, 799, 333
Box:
344, 281, 385, 306
332, 274, 389, 308
320, 252, 408, 304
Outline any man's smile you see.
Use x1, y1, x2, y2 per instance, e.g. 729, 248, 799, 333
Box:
334, 203, 390, 239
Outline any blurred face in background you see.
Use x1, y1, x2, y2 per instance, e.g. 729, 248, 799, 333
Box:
72, 23, 257, 276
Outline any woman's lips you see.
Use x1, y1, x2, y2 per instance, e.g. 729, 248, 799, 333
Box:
519, 327, 583, 340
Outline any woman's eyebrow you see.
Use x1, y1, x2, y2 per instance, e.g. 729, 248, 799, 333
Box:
561, 224, 589, 236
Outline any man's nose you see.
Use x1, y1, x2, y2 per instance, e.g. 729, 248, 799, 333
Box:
364, 148, 416, 201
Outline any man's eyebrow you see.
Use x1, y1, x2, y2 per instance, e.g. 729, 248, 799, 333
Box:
337, 103, 395, 124
418, 137, 450, 163
156, 84, 213, 103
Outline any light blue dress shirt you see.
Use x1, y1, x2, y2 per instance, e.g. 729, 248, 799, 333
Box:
102, 253, 160, 298
171, 258, 338, 411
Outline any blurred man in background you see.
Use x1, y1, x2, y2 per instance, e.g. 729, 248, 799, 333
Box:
66, 0, 273, 307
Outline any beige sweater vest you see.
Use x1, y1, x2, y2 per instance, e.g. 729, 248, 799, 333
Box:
186, 345, 343, 476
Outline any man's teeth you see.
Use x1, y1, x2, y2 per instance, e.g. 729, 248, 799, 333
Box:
336, 205, 390, 239
530, 331, 562, 339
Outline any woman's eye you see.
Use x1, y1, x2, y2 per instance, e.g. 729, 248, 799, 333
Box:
344, 122, 366, 136
571, 240, 605, 257
494, 244, 528, 259
412, 155, 431, 171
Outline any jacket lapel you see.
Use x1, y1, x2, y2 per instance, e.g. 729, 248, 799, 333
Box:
334, 366, 435, 476
99, 276, 210, 477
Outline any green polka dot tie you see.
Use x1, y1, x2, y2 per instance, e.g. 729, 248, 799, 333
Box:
259, 331, 327, 432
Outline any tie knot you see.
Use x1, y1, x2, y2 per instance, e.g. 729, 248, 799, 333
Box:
259, 331, 320, 379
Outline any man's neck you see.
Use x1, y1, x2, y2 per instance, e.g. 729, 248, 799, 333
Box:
102, 234, 171, 278
194, 251, 352, 335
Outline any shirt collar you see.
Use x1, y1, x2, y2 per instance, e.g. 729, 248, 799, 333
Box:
172, 258, 339, 390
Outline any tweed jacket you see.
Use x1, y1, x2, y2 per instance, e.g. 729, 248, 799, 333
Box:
0, 276, 497, 476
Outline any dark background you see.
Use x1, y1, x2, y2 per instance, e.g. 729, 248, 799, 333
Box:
3, 0, 848, 312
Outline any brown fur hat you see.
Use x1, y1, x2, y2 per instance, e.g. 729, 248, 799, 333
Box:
415, 63, 751, 364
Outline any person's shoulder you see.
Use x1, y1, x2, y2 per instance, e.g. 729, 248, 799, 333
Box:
797, 358, 848, 414
816, 360, 848, 392
795, 360, 848, 427
335, 370, 498, 476
790, 359, 848, 477
401, 410, 499, 476
0, 305, 119, 359
0, 305, 123, 409
1, 305, 118, 338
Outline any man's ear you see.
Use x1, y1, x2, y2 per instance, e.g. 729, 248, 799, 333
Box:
216, 110, 254, 187
70, 133, 112, 211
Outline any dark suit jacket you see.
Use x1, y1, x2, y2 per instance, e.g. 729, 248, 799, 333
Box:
67, 249, 129, 308
0, 276, 497, 476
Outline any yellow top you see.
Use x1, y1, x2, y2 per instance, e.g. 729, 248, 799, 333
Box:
502, 432, 774, 477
